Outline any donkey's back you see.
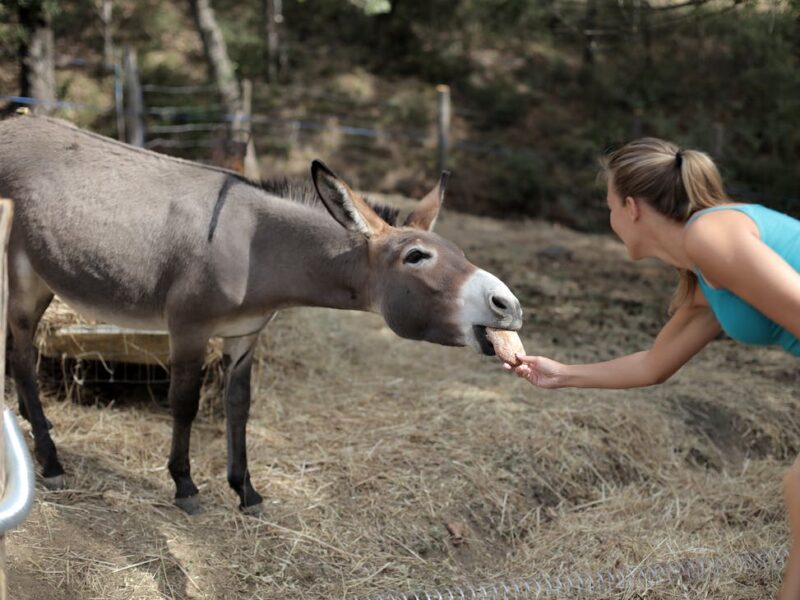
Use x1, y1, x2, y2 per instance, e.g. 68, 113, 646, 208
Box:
0, 115, 256, 326
0, 114, 230, 240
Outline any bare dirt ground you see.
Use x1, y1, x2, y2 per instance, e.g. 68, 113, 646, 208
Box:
5, 197, 799, 599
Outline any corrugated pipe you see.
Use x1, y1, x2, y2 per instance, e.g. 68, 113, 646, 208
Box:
0, 408, 35, 535
353, 546, 788, 599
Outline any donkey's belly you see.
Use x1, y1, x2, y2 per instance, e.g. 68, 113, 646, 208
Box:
212, 313, 275, 338
57, 292, 273, 338
11, 245, 168, 331
56, 291, 167, 331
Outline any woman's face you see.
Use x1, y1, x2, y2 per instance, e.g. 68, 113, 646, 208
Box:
606, 180, 639, 259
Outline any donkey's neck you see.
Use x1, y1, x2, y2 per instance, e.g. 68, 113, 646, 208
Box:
248, 198, 376, 312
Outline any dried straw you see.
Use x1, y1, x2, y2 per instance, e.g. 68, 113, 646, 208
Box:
5, 204, 797, 599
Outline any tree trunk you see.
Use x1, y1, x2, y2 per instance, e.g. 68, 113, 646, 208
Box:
189, 0, 259, 179
18, 2, 56, 116
188, 0, 241, 116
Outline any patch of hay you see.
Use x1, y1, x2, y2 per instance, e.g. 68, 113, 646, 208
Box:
5, 207, 798, 599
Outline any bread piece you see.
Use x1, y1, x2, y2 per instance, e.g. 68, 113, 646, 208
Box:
486, 328, 525, 366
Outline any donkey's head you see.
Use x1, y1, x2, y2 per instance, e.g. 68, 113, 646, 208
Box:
311, 160, 522, 355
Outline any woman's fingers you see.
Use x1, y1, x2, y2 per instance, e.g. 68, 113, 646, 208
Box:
514, 364, 532, 378
516, 354, 538, 365
501, 355, 562, 389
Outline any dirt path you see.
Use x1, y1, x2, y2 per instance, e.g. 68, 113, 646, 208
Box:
6, 200, 798, 599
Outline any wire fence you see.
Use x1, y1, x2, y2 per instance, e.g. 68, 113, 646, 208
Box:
351, 546, 789, 600
4, 80, 796, 208
136, 77, 537, 166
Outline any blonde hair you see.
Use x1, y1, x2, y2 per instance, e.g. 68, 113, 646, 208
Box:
600, 138, 729, 313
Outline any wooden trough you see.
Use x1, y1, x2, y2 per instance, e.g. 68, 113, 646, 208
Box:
37, 299, 170, 368
35, 297, 225, 393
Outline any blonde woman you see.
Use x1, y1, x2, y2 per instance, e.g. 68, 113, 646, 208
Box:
506, 138, 800, 598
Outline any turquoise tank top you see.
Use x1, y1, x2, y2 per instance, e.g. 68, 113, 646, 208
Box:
686, 204, 800, 357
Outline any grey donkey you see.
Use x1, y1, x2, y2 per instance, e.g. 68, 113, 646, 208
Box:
0, 115, 522, 513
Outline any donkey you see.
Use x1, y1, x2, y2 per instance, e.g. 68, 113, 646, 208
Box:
0, 115, 522, 513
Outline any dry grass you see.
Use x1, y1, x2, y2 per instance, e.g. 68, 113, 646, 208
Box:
5, 203, 799, 599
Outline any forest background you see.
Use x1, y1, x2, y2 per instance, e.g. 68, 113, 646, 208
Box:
0, 0, 798, 230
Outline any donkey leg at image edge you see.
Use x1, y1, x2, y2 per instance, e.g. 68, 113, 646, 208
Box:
167, 332, 209, 514
7, 254, 62, 488
222, 328, 268, 514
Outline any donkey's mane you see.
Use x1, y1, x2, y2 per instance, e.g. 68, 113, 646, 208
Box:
259, 177, 400, 226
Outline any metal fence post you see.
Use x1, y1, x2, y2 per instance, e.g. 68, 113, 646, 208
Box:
123, 45, 145, 147
437, 84, 451, 174
114, 50, 126, 142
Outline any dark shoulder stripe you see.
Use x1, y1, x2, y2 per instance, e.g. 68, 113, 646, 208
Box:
208, 175, 236, 242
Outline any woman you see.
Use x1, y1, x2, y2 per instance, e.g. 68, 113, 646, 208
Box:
506, 138, 800, 598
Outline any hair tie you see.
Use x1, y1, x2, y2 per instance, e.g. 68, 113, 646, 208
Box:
675, 150, 683, 169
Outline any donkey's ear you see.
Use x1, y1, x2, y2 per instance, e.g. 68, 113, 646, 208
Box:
311, 160, 388, 238
404, 171, 449, 231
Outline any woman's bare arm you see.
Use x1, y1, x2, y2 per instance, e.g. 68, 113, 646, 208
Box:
512, 286, 721, 389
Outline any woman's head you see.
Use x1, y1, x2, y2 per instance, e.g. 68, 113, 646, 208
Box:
601, 137, 727, 222
600, 138, 729, 313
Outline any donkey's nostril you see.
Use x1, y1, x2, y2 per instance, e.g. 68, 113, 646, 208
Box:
490, 294, 508, 311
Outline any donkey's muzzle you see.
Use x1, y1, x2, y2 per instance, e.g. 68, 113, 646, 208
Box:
459, 269, 523, 353
487, 290, 523, 331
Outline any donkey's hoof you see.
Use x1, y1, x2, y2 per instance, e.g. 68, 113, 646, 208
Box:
240, 501, 265, 516
42, 474, 65, 490
175, 494, 203, 515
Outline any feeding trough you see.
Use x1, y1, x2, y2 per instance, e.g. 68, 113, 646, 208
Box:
37, 298, 170, 367
34, 297, 224, 394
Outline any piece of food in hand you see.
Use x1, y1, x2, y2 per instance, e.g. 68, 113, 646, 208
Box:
486, 328, 526, 366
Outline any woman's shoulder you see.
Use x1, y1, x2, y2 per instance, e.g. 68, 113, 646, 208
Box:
685, 203, 759, 235
684, 204, 760, 262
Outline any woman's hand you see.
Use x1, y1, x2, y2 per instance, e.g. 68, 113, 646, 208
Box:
503, 355, 566, 389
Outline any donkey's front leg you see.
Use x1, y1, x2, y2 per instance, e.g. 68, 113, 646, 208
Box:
222, 332, 263, 512
167, 336, 208, 514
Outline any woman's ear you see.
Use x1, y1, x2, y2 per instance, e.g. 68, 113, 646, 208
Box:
624, 196, 641, 221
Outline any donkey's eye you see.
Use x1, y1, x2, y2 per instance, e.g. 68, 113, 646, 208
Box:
403, 249, 431, 265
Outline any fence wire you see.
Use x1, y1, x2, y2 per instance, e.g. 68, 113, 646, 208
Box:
352, 546, 788, 599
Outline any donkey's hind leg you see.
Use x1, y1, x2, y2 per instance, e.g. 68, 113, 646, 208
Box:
7, 329, 52, 430
7, 256, 60, 487
222, 331, 263, 512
